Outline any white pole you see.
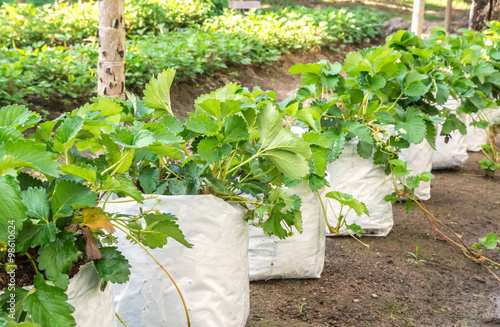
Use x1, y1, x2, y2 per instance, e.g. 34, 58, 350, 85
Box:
411, 0, 425, 36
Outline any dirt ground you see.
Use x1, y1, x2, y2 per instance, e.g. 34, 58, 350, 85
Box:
246, 146, 500, 327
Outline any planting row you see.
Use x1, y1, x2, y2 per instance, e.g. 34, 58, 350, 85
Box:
0, 3, 385, 107
1, 23, 499, 326
0, 0, 219, 47
0, 1, 383, 48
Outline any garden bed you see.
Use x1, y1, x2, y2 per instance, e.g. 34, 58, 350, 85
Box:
247, 141, 500, 326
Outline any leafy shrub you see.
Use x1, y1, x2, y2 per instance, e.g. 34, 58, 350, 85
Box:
202, 7, 385, 50
0, 29, 281, 106
0, 2, 385, 107
0, 0, 217, 47
0, 45, 96, 106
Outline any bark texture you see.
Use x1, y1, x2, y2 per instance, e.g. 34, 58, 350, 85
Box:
97, 0, 126, 98
474, 0, 500, 31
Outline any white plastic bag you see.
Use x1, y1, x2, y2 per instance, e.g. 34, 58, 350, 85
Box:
1, 263, 116, 327
466, 109, 493, 152
492, 108, 500, 123
398, 140, 434, 201
248, 182, 326, 281
325, 142, 394, 237
433, 99, 468, 169
433, 122, 468, 169
67, 263, 117, 327
105, 195, 249, 327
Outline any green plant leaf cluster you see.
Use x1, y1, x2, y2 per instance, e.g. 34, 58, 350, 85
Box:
0, 4, 384, 108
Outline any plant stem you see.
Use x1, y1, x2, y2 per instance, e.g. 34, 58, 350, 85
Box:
116, 312, 129, 327
316, 190, 335, 233
24, 253, 40, 275
112, 224, 191, 327
226, 149, 262, 176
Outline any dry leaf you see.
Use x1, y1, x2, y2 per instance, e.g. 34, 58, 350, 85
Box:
82, 227, 103, 260
82, 207, 115, 234
65, 223, 80, 233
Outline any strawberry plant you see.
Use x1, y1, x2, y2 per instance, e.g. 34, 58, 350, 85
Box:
125, 71, 313, 239
0, 99, 192, 326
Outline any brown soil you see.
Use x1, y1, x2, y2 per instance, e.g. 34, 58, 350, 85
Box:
247, 146, 500, 327
169, 42, 373, 120
0, 247, 85, 289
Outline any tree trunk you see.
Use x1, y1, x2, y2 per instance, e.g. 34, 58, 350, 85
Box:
97, 0, 126, 98
474, 0, 500, 31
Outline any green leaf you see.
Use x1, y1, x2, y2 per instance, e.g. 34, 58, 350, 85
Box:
143, 68, 175, 115
144, 143, 182, 159
0, 126, 23, 143
0, 105, 41, 131
366, 74, 386, 90
52, 180, 98, 220
357, 141, 373, 159
203, 174, 234, 195
60, 164, 97, 186
257, 102, 282, 145
184, 113, 220, 134
91, 97, 123, 117
419, 171, 434, 182
424, 120, 437, 150
110, 128, 155, 148
144, 122, 183, 144
37, 231, 79, 290
389, 159, 411, 177
158, 115, 183, 135
302, 132, 331, 148
310, 146, 327, 175
325, 191, 369, 216
395, 107, 427, 144
0, 140, 60, 177
16, 222, 58, 254
344, 52, 373, 74
141, 213, 193, 249
24, 274, 76, 327
93, 247, 131, 284
263, 129, 312, 159
223, 115, 249, 142
197, 136, 232, 163
139, 166, 159, 194
405, 199, 414, 211
342, 121, 374, 144
324, 129, 345, 162
99, 135, 134, 174
261, 205, 290, 240
308, 174, 329, 192
405, 72, 427, 85
442, 114, 467, 134
264, 150, 310, 179
0, 287, 30, 323
100, 176, 143, 202
436, 83, 450, 105
21, 187, 49, 223
0, 175, 26, 243
195, 98, 222, 121
404, 81, 428, 96
54, 116, 84, 144
373, 148, 389, 164
289, 63, 322, 76
17, 172, 44, 191
479, 233, 499, 250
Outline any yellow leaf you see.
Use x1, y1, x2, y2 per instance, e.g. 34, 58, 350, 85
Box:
81, 207, 115, 234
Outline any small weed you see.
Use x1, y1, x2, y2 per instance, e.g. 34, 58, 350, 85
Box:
406, 246, 426, 265
298, 302, 307, 313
